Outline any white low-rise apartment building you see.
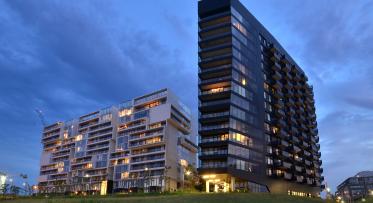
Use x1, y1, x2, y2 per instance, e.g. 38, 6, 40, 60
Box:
38, 89, 197, 194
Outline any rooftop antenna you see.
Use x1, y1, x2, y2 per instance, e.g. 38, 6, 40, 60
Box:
35, 109, 47, 127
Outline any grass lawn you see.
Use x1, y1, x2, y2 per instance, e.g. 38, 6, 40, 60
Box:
0, 193, 342, 203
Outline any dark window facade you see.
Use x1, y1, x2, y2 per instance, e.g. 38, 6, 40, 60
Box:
198, 0, 323, 196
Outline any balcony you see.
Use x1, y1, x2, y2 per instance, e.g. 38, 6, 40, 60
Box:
199, 162, 227, 169
283, 81, 292, 89
302, 142, 310, 149
320, 176, 325, 182
273, 118, 286, 128
270, 56, 281, 63
307, 178, 314, 185
200, 111, 229, 119
199, 75, 231, 86
292, 136, 300, 144
274, 109, 285, 117
290, 126, 299, 134
199, 87, 230, 96
293, 82, 302, 89
199, 123, 229, 132
282, 63, 291, 72
285, 98, 295, 106
200, 149, 228, 156
285, 89, 293, 97
288, 108, 296, 115
295, 99, 303, 106
199, 87, 231, 101
273, 90, 284, 99
199, 26, 231, 42
199, 134, 229, 144
274, 99, 284, 108
272, 70, 282, 80
199, 111, 229, 124
199, 64, 231, 79
305, 97, 314, 105
295, 166, 303, 173
299, 114, 306, 122
284, 172, 292, 180
282, 151, 292, 159
281, 56, 289, 63
294, 73, 301, 81
296, 176, 304, 183
292, 146, 301, 153
283, 162, 292, 169
199, 15, 231, 30
315, 135, 320, 143
272, 80, 283, 90
199, 99, 230, 109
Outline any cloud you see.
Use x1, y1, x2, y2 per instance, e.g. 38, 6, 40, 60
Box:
242, 0, 373, 191
1, 0, 372, 193
0, 0, 197, 184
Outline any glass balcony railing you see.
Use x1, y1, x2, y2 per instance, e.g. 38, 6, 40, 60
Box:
199, 87, 230, 95
200, 123, 229, 131
200, 111, 229, 119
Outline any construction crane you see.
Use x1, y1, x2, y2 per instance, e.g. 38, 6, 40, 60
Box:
35, 109, 47, 127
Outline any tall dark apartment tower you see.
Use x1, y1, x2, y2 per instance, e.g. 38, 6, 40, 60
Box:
198, 0, 324, 196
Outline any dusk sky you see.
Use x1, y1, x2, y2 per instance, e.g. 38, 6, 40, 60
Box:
0, 0, 372, 192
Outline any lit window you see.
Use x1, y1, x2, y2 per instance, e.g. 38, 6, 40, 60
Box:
63, 131, 68, 139
211, 87, 224, 93
241, 79, 246, 86
75, 134, 83, 141
180, 159, 188, 167
272, 127, 278, 134
119, 109, 132, 117
121, 172, 129, 179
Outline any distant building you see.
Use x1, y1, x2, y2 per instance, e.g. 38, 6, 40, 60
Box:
38, 89, 197, 194
336, 171, 373, 201
198, 0, 324, 196
0, 172, 6, 191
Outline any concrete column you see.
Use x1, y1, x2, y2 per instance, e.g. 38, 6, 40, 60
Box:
223, 182, 228, 192
206, 180, 210, 193
230, 177, 235, 192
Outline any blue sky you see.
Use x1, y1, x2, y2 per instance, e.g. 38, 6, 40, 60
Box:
0, 0, 373, 192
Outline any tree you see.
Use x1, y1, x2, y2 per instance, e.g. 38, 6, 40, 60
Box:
184, 165, 203, 191
10, 185, 20, 196
1, 183, 10, 197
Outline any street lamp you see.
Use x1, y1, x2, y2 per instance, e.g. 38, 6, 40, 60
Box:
185, 170, 191, 176
144, 168, 149, 192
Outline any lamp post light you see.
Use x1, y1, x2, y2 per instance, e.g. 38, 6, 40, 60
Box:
183, 170, 192, 190
144, 168, 149, 193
